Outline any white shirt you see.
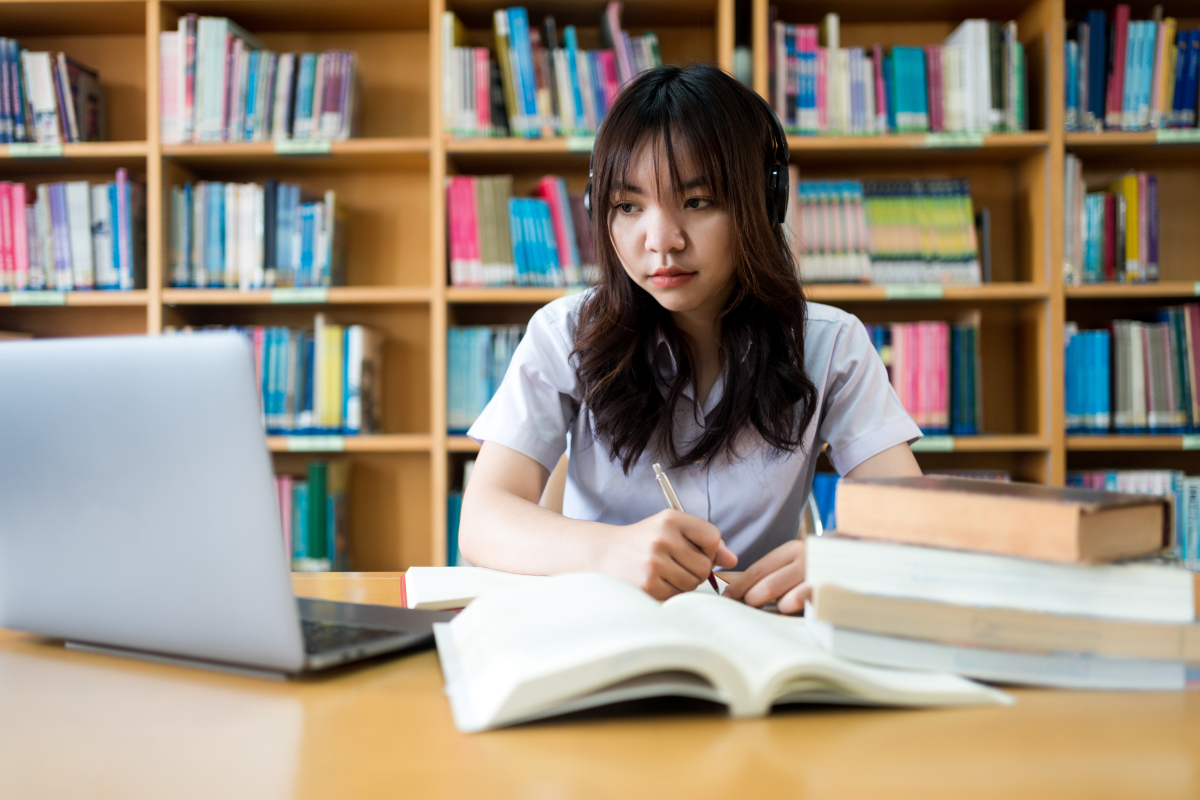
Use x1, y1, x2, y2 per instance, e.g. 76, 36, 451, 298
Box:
468, 293, 921, 566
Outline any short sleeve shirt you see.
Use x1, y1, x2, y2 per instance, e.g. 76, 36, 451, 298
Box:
467, 293, 921, 567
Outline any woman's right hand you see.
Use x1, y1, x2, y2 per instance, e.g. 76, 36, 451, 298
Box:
597, 510, 738, 600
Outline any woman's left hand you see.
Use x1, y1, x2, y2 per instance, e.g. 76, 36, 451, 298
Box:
720, 539, 810, 615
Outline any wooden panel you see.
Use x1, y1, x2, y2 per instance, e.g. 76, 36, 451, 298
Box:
0, 1, 145, 36
273, 453, 432, 571
161, 304, 431, 434
915, 451, 1050, 482
20, 34, 147, 142
159, 0, 429, 31
291, 571, 406, 606
0, 305, 150, 336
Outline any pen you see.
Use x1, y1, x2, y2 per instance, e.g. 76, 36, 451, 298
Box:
652, 463, 720, 592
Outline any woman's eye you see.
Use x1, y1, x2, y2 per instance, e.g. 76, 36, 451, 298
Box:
685, 197, 711, 209
615, 202, 638, 214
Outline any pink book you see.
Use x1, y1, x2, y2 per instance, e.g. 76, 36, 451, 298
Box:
11, 183, 28, 291
475, 48, 491, 135
446, 178, 464, 286
0, 183, 11, 290
599, 51, 619, 108
1106, 5, 1131, 128
251, 327, 266, 410
277, 474, 293, 557
872, 44, 888, 133
462, 176, 482, 285
926, 46, 943, 133
889, 323, 905, 409
936, 321, 950, 430
536, 177, 569, 267
816, 47, 828, 132
912, 323, 924, 428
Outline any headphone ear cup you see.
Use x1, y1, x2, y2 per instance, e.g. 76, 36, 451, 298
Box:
584, 180, 592, 221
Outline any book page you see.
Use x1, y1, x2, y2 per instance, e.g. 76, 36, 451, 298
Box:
662, 593, 1009, 712
405, 566, 545, 609
438, 573, 749, 731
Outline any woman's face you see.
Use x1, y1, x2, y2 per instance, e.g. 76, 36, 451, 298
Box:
607, 138, 735, 325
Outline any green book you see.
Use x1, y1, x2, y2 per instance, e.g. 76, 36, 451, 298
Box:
307, 461, 328, 563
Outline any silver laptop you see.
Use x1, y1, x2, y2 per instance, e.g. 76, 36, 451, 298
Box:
0, 332, 453, 677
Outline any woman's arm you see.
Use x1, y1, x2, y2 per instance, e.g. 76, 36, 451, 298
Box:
720, 441, 921, 613
459, 441, 737, 598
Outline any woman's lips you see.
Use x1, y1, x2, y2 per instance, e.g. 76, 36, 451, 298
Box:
650, 271, 696, 289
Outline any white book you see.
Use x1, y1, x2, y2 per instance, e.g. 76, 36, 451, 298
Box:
160, 32, 182, 144
237, 183, 255, 290
806, 534, 1195, 624
21, 52, 60, 144
309, 54, 326, 139
252, 183, 264, 288
25, 205, 44, 289
406, 566, 547, 609
64, 181, 94, 288
35, 185, 58, 289
435, 572, 1009, 732
312, 312, 327, 428
809, 619, 1192, 691
177, 16, 192, 142
339, 52, 357, 140
223, 182, 237, 287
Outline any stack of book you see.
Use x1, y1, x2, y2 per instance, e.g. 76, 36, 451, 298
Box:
447, 324, 524, 434
0, 41, 107, 143
168, 181, 345, 289
1067, 469, 1198, 568
809, 476, 1198, 689
441, 2, 660, 138
446, 174, 595, 287
864, 312, 983, 435
0, 170, 144, 292
770, 14, 1027, 136
793, 177, 982, 284
167, 316, 384, 436
446, 459, 475, 567
276, 460, 350, 572
1065, 304, 1200, 434
1063, 157, 1159, 284
1066, 6, 1200, 131
160, 16, 359, 144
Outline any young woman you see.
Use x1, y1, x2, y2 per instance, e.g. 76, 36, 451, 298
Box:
460, 64, 922, 614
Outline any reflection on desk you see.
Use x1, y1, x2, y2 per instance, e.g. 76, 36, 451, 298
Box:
0, 572, 1197, 800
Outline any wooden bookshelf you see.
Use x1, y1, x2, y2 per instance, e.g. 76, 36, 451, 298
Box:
11, 0, 1197, 568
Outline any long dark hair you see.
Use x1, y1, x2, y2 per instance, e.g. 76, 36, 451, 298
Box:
572, 64, 818, 474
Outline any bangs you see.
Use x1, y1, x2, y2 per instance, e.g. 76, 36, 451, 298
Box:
597, 81, 731, 209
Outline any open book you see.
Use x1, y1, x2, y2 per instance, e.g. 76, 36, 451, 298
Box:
434, 573, 1010, 732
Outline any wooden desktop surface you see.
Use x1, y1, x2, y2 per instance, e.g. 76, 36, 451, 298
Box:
2, 573, 1198, 800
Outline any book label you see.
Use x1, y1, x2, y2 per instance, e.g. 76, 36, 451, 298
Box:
565, 135, 595, 153
884, 284, 944, 300
286, 436, 346, 452
1156, 129, 1200, 145
274, 139, 333, 156
910, 436, 955, 453
8, 142, 64, 158
1181, 436, 1200, 451
11, 291, 67, 306
923, 133, 984, 149
1193, 282, 1200, 297
271, 287, 330, 304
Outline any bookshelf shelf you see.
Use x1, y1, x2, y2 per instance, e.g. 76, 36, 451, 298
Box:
807, 283, 1050, 302
446, 287, 575, 304
0, 291, 149, 307
944, 435, 1050, 452
162, 287, 433, 306
162, 138, 432, 170
1064, 131, 1200, 161
1066, 436, 1200, 452
1065, 282, 1200, 300
266, 434, 433, 454
786, 132, 1050, 163
1, 141, 149, 160
448, 435, 480, 453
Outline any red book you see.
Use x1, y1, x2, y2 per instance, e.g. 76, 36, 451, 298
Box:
446, 178, 464, 286
474, 48, 490, 135
925, 46, 943, 132
872, 43, 888, 132
461, 176, 481, 285
0, 183, 11, 291
1185, 304, 1200, 424
1106, 5, 1131, 128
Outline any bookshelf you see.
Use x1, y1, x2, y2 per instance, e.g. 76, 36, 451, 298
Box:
6, 0, 1198, 569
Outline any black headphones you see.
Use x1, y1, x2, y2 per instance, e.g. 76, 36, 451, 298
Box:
584, 93, 791, 226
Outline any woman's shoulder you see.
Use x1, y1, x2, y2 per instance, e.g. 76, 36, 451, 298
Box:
527, 289, 594, 349
804, 301, 864, 339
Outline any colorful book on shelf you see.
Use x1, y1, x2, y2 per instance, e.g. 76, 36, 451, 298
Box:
1067, 469, 1199, 567
284, 459, 350, 572
447, 324, 524, 433
0, 172, 140, 292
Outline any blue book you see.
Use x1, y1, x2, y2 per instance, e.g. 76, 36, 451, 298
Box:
535, 200, 560, 285
589, 50, 607, 118
1064, 333, 1080, 431
800, 34, 817, 134
1065, 40, 1078, 129
884, 52, 897, 131
1137, 21, 1153, 128
1087, 11, 1107, 127
1171, 34, 1188, 125
244, 50, 259, 141
564, 26, 585, 132
520, 200, 544, 285
1121, 21, 1138, 129
298, 203, 315, 287
294, 53, 317, 138
291, 481, 310, 562
507, 198, 527, 285
1095, 330, 1111, 431
447, 492, 463, 567
1184, 30, 1200, 127
507, 8, 539, 136
905, 48, 929, 132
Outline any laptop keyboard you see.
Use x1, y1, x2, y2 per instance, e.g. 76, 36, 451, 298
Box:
300, 620, 405, 655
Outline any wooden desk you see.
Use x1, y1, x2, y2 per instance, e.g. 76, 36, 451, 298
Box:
2, 573, 1198, 800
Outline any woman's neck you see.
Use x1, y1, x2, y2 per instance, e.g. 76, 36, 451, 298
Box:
671, 307, 723, 408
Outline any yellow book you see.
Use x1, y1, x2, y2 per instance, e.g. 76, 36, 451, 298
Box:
1158, 19, 1178, 128
493, 10, 520, 135
313, 313, 327, 429
326, 324, 344, 431
1110, 174, 1140, 280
